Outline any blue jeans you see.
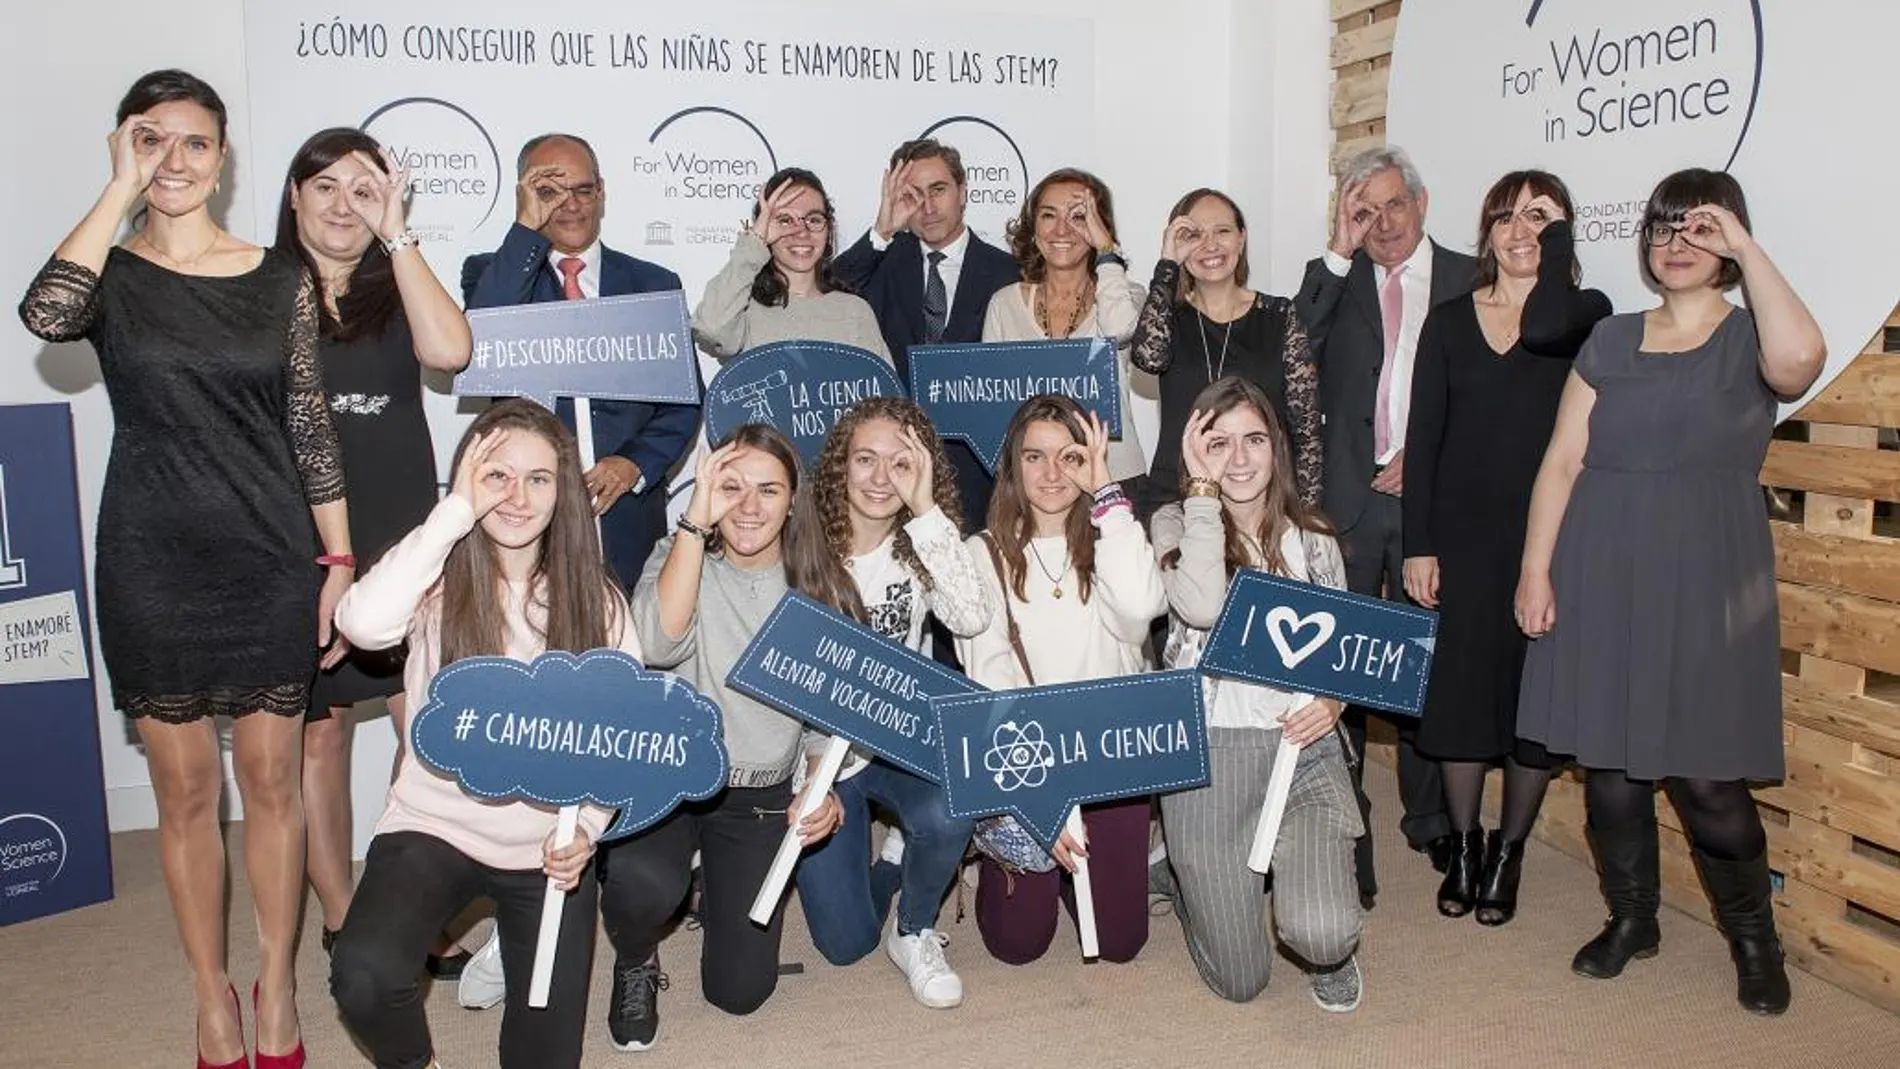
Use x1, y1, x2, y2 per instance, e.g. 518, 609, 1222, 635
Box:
794, 760, 973, 965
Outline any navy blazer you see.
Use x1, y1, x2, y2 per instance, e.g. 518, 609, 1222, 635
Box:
462, 222, 702, 586
1295, 241, 1476, 532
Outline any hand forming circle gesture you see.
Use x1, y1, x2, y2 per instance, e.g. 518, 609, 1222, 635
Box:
1071, 189, 1115, 252
1062, 410, 1114, 497
875, 161, 922, 241
686, 443, 744, 530
1330, 178, 1374, 258
889, 425, 938, 518
1676, 203, 1754, 259
1162, 215, 1205, 265
1180, 408, 1229, 484
1522, 192, 1567, 228
108, 113, 173, 198
452, 430, 516, 519
345, 148, 412, 244
751, 182, 805, 245
515, 164, 571, 232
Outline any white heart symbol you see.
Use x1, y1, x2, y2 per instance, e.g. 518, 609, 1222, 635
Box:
1264, 607, 1336, 670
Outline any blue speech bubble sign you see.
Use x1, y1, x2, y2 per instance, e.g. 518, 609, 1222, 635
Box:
703, 342, 905, 465
1196, 570, 1438, 716
409, 649, 729, 841
455, 291, 699, 410
930, 670, 1208, 850
907, 338, 1123, 472
724, 592, 978, 783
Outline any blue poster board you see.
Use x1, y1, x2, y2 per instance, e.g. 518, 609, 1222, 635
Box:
0, 403, 113, 925
703, 342, 905, 464
455, 291, 699, 408
907, 338, 1123, 472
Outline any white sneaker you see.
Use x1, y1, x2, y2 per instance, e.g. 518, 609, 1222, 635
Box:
886, 927, 962, 1008
879, 826, 906, 867
457, 930, 507, 1010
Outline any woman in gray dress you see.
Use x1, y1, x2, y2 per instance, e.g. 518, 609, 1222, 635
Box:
1515, 169, 1823, 1016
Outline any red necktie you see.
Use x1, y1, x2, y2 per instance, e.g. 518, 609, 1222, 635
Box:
1373, 264, 1407, 457
558, 256, 585, 300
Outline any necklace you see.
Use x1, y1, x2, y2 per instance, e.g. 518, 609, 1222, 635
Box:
135, 229, 222, 271
1191, 290, 1248, 381
1033, 280, 1094, 339
1026, 537, 1072, 599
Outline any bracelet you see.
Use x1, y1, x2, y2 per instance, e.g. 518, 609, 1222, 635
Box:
316, 553, 356, 569
1090, 498, 1132, 522
1184, 477, 1222, 499
1094, 248, 1127, 270
675, 516, 713, 541
383, 230, 420, 255
1091, 483, 1127, 505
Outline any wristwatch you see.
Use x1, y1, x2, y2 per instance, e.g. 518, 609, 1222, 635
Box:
1094, 246, 1127, 270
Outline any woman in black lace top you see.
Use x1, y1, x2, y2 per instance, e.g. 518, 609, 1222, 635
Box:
17, 71, 347, 1069
1130, 188, 1321, 514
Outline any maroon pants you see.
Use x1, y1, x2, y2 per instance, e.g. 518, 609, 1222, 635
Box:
974, 797, 1152, 964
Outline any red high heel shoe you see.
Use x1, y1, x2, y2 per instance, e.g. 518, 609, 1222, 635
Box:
251, 982, 306, 1069
196, 984, 248, 1069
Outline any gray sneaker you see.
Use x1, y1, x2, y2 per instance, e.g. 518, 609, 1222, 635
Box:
1309, 955, 1362, 1013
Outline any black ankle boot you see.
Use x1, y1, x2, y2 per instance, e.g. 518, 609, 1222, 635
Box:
1694, 848, 1791, 1015
1475, 832, 1525, 926
1436, 830, 1485, 918
1572, 817, 1661, 978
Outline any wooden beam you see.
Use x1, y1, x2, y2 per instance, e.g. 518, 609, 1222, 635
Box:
1780, 582, 1900, 677
1794, 353, 1900, 427
1330, 0, 1391, 21
1330, 66, 1390, 128
1773, 523, 1900, 604
1331, 18, 1397, 68
1784, 673, 1900, 760
1761, 440, 1900, 502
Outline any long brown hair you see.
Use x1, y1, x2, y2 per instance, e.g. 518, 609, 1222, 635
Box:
1006, 167, 1118, 284
1474, 169, 1582, 289
274, 126, 401, 342
437, 400, 621, 665
786, 397, 962, 622
704, 422, 805, 558
987, 395, 1101, 603
1160, 376, 1333, 578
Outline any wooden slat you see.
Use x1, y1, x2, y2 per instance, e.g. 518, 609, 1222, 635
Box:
1331, 18, 1397, 68
1784, 673, 1900, 759
1330, 0, 1392, 21
1767, 725, 1900, 853
1773, 522, 1900, 604
1794, 352, 1900, 427
1770, 817, 1900, 926
1777, 890, 1900, 1011
1330, 128, 1385, 174
1760, 440, 1900, 502
1780, 582, 1900, 677
1331, 66, 1390, 128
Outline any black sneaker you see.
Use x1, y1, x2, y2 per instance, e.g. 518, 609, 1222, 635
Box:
608, 954, 669, 1052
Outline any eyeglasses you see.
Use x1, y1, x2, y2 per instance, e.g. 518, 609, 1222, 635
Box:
533, 182, 600, 204
773, 212, 830, 233
1644, 219, 1715, 247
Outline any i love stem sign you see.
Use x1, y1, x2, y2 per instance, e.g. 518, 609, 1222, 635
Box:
1195, 570, 1437, 716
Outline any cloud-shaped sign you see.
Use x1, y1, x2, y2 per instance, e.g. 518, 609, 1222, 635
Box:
703, 341, 906, 465
410, 649, 729, 841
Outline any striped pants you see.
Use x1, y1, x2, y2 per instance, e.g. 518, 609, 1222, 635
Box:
1159, 728, 1365, 1002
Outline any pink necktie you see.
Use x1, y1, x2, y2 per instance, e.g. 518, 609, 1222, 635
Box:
1373, 264, 1407, 457
558, 256, 585, 300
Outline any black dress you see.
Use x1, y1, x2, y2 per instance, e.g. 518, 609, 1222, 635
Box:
1130, 260, 1323, 510
18, 249, 342, 721
309, 309, 439, 713
1403, 221, 1610, 762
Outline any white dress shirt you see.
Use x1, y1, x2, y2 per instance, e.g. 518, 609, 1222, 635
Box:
1323, 238, 1435, 464
866, 225, 970, 318
545, 241, 604, 299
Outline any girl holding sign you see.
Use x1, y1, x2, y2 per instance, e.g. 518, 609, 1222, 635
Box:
958, 394, 1168, 966
788, 397, 991, 1009
329, 400, 630, 1069
1150, 376, 1365, 1013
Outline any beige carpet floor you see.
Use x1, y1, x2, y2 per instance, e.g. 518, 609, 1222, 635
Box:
3, 770, 1896, 1068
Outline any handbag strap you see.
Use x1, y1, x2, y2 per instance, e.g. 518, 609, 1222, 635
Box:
978, 532, 1037, 687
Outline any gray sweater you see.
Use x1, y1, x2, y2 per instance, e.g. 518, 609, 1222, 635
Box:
631, 536, 805, 788
691, 231, 892, 362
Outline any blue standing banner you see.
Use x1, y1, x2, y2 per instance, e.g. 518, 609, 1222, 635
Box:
703, 342, 905, 464
0, 403, 113, 925
455, 290, 699, 408
1196, 570, 1438, 716
907, 338, 1123, 472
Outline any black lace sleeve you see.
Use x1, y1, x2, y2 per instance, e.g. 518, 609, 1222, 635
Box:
18, 257, 104, 342
284, 270, 345, 506
1521, 220, 1613, 358
1129, 259, 1182, 374
1275, 298, 1325, 507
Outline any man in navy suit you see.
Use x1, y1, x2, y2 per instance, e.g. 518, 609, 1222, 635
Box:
462, 132, 699, 590
832, 138, 1019, 531
1295, 145, 1474, 911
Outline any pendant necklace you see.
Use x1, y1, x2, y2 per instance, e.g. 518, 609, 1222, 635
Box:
1195, 291, 1241, 382
1034, 280, 1094, 339
1027, 537, 1072, 599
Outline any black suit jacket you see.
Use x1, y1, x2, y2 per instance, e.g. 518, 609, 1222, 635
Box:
462, 223, 702, 587
1295, 241, 1477, 531
833, 228, 1020, 529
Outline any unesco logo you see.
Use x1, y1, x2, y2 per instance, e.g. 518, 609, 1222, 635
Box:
0, 812, 67, 899
628, 106, 778, 249
918, 116, 1031, 243
361, 97, 504, 246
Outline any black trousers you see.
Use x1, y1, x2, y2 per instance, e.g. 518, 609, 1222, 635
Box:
1338, 491, 1450, 897
331, 831, 598, 1069
597, 782, 794, 1016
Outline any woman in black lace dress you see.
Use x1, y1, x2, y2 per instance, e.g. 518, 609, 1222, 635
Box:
17, 71, 348, 1069
275, 127, 470, 959
1130, 188, 1321, 514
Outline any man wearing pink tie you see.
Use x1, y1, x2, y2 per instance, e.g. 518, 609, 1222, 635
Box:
1295, 145, 1475, 912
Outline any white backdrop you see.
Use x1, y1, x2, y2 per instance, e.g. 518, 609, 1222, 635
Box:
1387, 0, 1900, 415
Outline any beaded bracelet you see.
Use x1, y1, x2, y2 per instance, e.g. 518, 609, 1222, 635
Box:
675, 516, 714, 541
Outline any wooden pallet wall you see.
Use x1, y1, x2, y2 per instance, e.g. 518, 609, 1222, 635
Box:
1331, 0, 1900, 1014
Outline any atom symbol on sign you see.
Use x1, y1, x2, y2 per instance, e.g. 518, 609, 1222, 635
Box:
984, 719, 1056, 792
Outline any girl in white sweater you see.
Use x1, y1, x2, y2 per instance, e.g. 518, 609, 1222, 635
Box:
958, 395, 1168, 964
329, 400, 634, 1069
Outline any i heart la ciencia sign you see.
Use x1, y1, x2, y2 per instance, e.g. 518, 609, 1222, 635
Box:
1387, 1, 1900, 418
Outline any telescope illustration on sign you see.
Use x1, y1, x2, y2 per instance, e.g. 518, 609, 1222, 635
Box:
717, 370, 790, 423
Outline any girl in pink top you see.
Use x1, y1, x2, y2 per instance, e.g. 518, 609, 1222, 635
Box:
329, 399, 639, 1069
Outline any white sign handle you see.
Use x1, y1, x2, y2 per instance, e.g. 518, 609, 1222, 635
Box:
749, 735, 852, 926
1247, 734, 1303, 875
527, 804, 580, 1009
1066, 806, 1100, 960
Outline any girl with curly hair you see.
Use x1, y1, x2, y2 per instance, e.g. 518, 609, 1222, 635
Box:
786, 396, 992, 1009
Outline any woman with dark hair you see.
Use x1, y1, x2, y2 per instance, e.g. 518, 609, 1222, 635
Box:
1152, 376, 1364, 1012
786, 397, 990, 1009
275, 126, 471, 958
692, 167, 889, 361
1400, 170, 1610, 926
1517, 169, 1824, 1014
330, 400, 631, 1069
19, 69, 348, 1069
957, 394, 1167, 965
984, 168, 1148, 496
1131, 189, 1321, 511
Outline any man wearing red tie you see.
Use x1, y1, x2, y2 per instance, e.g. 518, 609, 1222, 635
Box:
1295, 145, 1475, 912
461, 132, 699, 591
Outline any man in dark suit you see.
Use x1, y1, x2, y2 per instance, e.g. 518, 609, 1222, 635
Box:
1295, 145, 1475, 911
461, 132, 699, 591
832, 138, 1019, 532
